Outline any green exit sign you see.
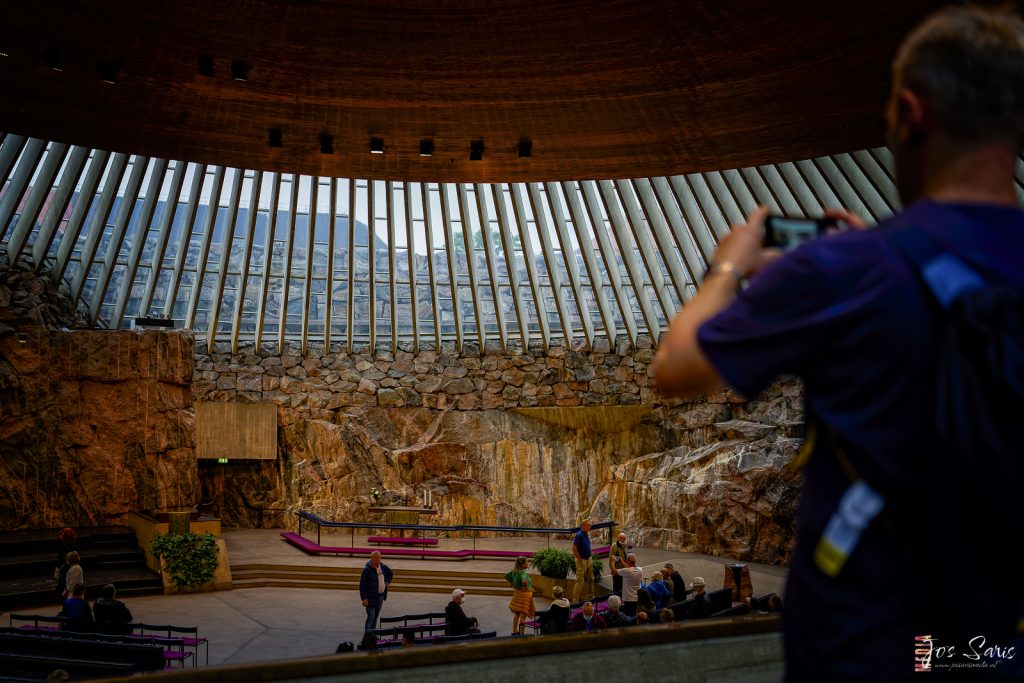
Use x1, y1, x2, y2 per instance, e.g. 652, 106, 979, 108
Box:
217, 457, 229, 464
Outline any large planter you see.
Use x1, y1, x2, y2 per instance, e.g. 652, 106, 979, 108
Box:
529, 572, 575, 598
159, 538, 233, 594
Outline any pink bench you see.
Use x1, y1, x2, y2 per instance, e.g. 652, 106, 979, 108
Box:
281, 532, 610, 561
367, 536, 439, 547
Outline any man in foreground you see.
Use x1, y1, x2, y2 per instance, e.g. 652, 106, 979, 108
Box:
654, 5, 1024, 680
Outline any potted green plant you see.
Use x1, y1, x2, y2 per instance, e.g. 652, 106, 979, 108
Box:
529, 547, 575, 579
151, 532, 220, 592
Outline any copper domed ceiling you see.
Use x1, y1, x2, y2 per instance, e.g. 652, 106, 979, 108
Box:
1, 0, 943, 183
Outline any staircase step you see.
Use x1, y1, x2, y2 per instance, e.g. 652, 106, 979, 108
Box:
229, 578, 511, 596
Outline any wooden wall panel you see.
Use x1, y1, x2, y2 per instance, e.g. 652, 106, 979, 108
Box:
195, 402, 278, 460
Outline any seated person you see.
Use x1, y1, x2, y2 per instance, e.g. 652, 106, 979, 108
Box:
93, 583, 133, 635
685, 577, 714, 620
599, 595, 635, 628
540, 586, 570, 634
569, 601, 607, 632
765, 593, 783, 612
444, 589, 479, 636
659, 608, 675, 623
635, 587, 656, 620
645, 573, 671, 610
59, 582, 93, 632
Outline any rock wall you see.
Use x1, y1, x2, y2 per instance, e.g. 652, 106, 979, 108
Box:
196, 340, 802, 564
0, 259, 197, 528
0, 258, 803, 565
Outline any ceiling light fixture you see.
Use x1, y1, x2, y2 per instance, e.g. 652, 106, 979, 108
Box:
44, 47, 63, 71
197, 54, 214, 77
319, 133, 334, 155
518, 138, 533, 158
469, 141, 484, 161
370, 137, 384, 154
230, 59, 249, 81
419, 140, 434, 157
269, 128, 283, 148
98, 61, 118, 84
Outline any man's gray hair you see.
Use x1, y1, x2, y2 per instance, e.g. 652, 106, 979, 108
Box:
664, 562, 674, 570
607, 594, 622, 610
894, 5, 1024, 147
370, 550, 382, 558
626, 552, 636, 563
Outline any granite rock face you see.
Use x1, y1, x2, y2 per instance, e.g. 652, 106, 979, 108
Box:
0, 328, 197, 529
200, 381, 802, 564
0, 260, 803, 565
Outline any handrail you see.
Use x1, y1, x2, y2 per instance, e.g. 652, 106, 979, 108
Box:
295, 510, 617, 548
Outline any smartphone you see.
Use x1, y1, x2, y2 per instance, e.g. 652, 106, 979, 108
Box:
763, 216, 839, 251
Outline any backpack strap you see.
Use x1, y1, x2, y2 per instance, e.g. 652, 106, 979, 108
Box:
884, 223, 987, 309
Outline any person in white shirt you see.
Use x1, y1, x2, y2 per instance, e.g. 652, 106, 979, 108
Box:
609, 552, 643, 616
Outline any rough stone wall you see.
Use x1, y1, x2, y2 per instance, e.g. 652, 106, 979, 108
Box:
0, 260, 197, 529
195, 340, 802, 564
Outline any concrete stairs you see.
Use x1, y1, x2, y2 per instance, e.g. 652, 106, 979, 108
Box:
230, 563, 512, 596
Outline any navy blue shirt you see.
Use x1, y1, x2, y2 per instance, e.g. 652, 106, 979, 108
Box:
697, 201, 1024, 680
573, 529, 592, 560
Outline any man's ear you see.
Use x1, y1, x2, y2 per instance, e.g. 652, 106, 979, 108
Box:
897, 88, 929, 142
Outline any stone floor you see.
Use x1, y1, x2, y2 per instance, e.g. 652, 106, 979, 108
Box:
10, 529, 788, 668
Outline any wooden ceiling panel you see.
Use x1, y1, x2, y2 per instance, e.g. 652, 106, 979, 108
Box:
0, 0, 946, 182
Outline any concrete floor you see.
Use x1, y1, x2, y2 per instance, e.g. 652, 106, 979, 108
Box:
33, 529, 788, 668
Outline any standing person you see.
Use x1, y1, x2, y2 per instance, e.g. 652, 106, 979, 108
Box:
62, 551, 83, 601
608, 552, 643, 616
609, 532, 628, 595
570, 519, 594, 602
358, 551, 392, 633
653, 6, 1024, 678
93, 583, 133, 635
504, 556, 535, 637
54, 528, 76, 601
662, 563, 687, 603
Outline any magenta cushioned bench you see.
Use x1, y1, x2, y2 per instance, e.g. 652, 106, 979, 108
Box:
281, 532, 610, 561
367, 536, 439, 547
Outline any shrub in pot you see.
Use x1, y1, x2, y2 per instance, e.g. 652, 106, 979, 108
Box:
529, 547, 575, 579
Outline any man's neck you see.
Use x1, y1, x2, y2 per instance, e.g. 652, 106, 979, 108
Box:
923, 142, 1020, 206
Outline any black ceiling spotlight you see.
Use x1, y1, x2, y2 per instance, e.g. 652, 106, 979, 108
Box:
98, 61, 118, 84
197, 54, 214, 77
419, 139, 433, 157
319, 133, 334, 154
231, 59, 249, 81
469, 140, 484, 161
369, 137, 384, 154
517, 138, 533, 158
0, 32, 9, 58
43, 47, 63, 71
269, 128, 283, 148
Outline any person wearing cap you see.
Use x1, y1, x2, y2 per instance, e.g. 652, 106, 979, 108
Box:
444, 588, 479, 636
685, 577, 714, 620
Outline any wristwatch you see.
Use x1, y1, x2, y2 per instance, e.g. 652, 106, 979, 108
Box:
703, 260, 746, 286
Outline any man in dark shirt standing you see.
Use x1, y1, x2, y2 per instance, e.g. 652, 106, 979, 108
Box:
571, 519, 594, 602
444, 589, 479, 636
358, 551, 393, 633
654, 5, 1024, 680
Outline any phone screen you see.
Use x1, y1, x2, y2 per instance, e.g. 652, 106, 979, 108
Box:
764, 216, 837, 251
